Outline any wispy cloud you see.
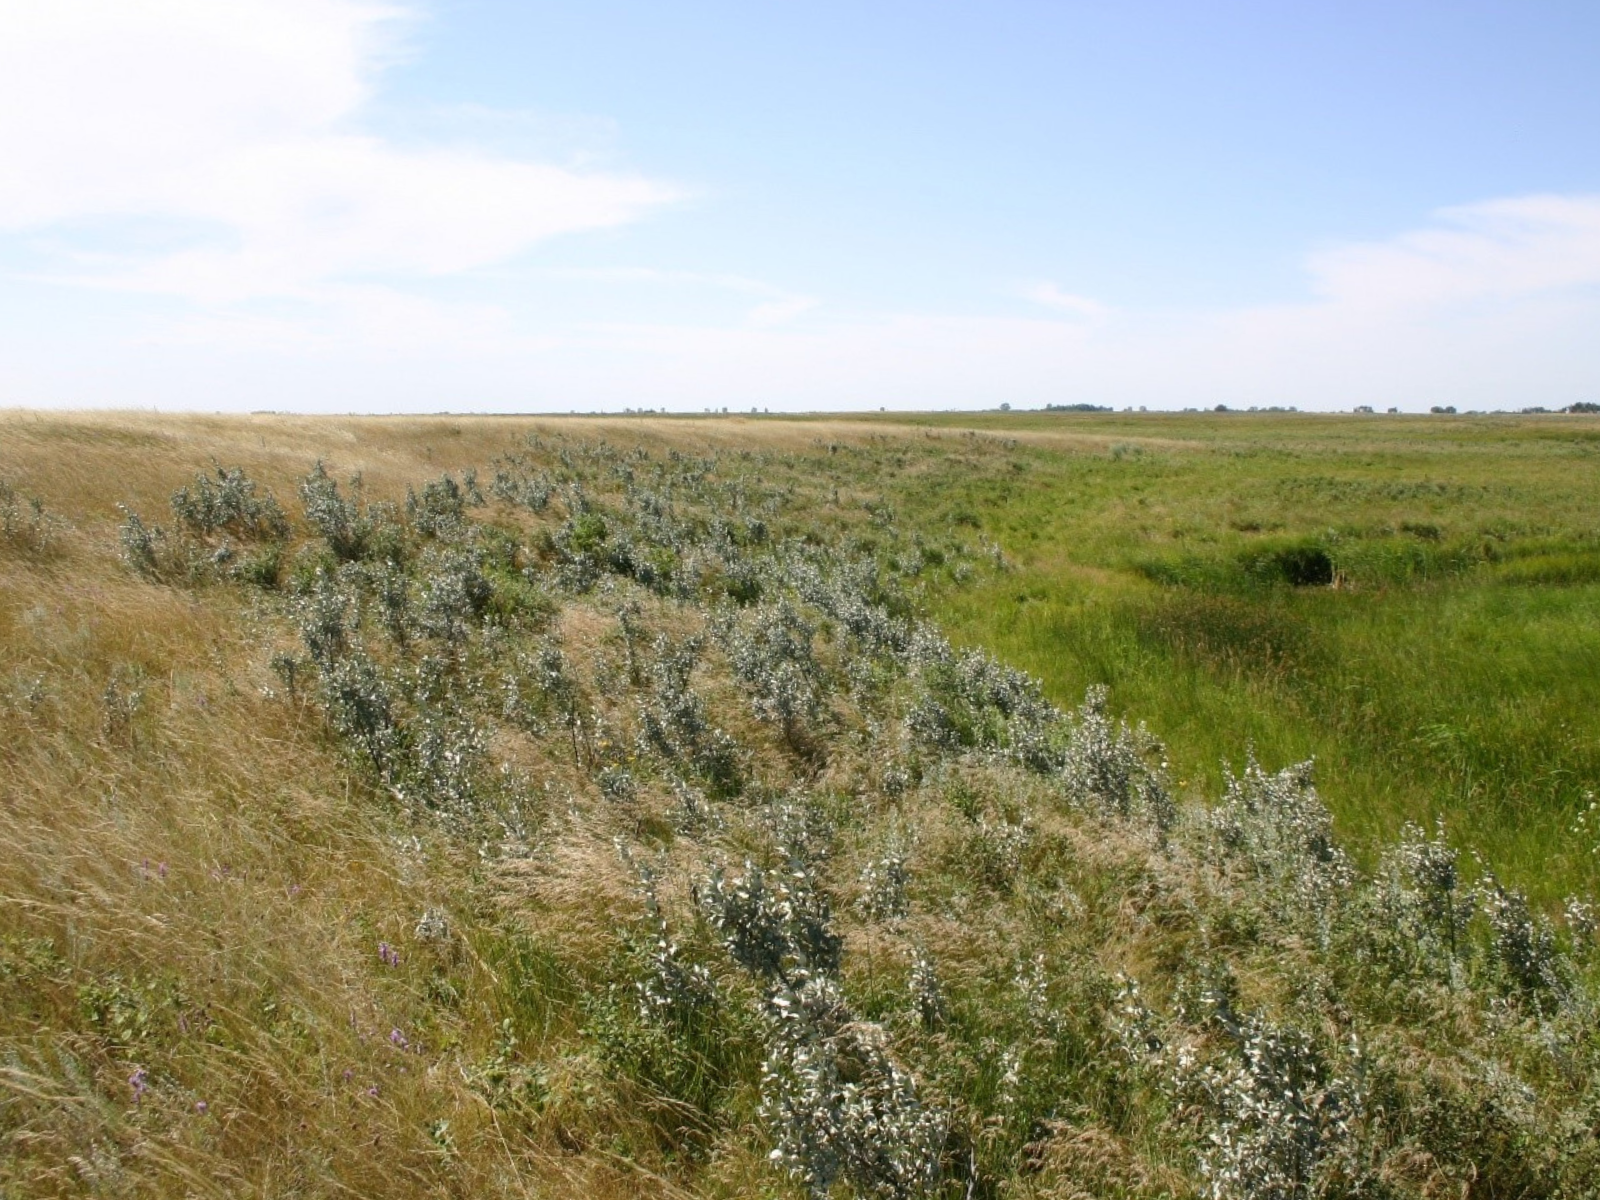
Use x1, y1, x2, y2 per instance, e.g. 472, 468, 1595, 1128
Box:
1020, 282, 1108, 318
0, 0, 679, 304
746, 296, 819, 327
12, 191, 1598, 412
513, 196, 1600, 411
1305, 194, 1600, 311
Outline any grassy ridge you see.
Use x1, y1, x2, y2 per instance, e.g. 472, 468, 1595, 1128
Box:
3, 410, 1598, 1198
884, 412, 1600, 901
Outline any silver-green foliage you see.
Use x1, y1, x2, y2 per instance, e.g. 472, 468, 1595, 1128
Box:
698, 859, 841, 980
118, 436, 1600, 1198
762, 973, 946, 1199
1189, 1017, 1362, 1200
0, 478, 62, 556
170, 464, 288, 540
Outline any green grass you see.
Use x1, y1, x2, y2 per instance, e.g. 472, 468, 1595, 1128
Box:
881, 412, 1600, 903
5, 410, 1600, 1198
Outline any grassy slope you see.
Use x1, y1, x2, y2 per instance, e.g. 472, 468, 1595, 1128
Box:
0, 411, 942, 1197
882, 412, 1600, 902
0, 414, 572, 1196
2, 410, 1597, 1199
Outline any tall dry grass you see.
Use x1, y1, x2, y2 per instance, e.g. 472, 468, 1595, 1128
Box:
3, 409, 1597, 1199
0, 411, 785, 1197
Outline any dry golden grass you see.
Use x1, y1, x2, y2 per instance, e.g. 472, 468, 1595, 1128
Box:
5, 409, 1596, 1199
0, 549, 543, 1194
0, 411, 806, 1197
4, 407, 972, 1197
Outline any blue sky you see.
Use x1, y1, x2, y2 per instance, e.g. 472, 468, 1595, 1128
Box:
3, 0, 1598, 412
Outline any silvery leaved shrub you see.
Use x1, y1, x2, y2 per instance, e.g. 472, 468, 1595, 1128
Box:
101, 436, 1600, 1197
1189, 1017, 1362, 1200
1206, 756, 1350, 913
908, 948, 944, 1031
698, 859, 841, 979
0, 479, 63, 556
170, 464, 288, 541
1058, 685, 1174, 832
1477, 868, 1565, 1000
117, 506, 163, 576
762, 973, 946, 1199
858, 840, 911, 922
416, 547, 491, 643
406, 473, 469, 539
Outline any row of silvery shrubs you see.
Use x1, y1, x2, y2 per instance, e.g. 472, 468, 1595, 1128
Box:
117, 437, 1600, 1199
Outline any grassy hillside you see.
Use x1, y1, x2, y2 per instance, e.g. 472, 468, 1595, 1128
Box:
882, 412, 1600, 903
2, 410, 1597, 1198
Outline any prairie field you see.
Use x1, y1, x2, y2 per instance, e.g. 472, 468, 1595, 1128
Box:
2, 408, 1598, 1198
888, 411, 1600, 903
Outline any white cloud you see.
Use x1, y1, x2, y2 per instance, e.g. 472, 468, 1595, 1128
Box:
746, 296, 819, 327
67, 139, 678, 303
0, 0, 396, 225
1021, 282, 1108, 318
142, 284, 534, 357
0, 0, 678, 302
519, 196, 1600, 411
1306, 194, 1600, 311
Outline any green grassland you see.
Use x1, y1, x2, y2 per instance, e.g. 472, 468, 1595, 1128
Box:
880, 412, 1600, 902
2, 410, 1599, 1199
